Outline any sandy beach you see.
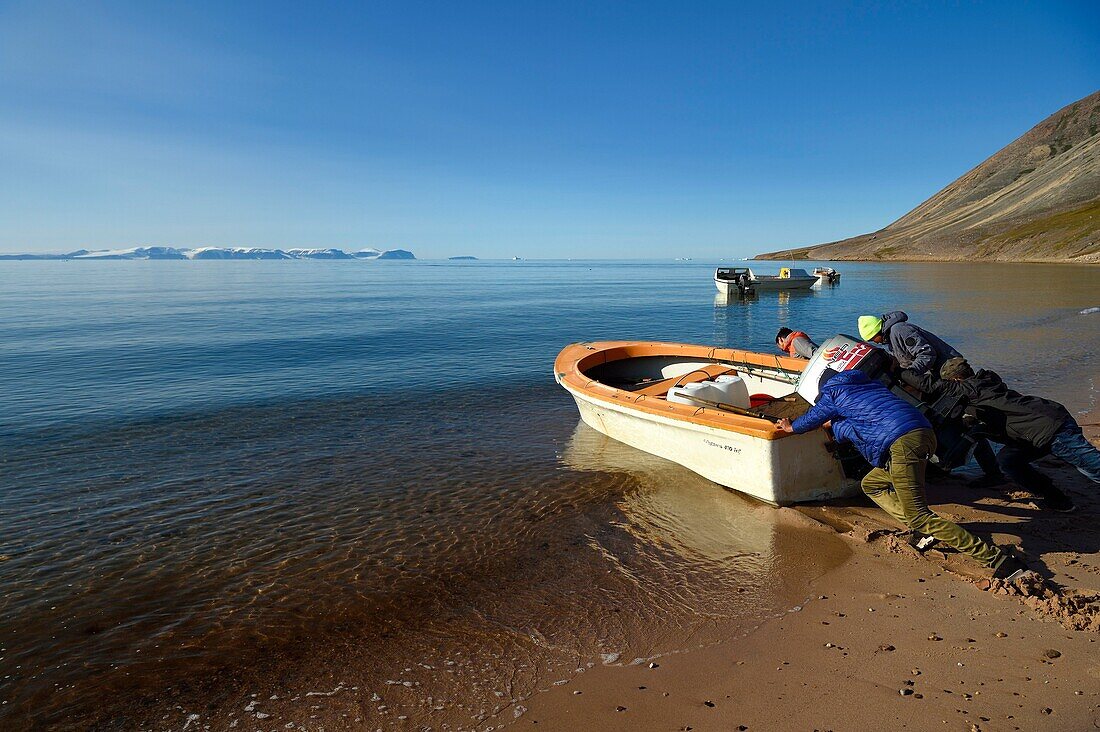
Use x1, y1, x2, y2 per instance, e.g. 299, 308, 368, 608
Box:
511, 425, 1100, 731
124, 394, 1100, 732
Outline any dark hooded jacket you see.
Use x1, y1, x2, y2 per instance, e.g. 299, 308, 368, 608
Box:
880, 311, 962, 376
908, 369, 1071, 450
791, 370, 931, 468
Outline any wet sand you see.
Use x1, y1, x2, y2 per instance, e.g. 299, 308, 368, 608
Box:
118, 449, 856, 732
134, 403, 1100, 731
515, 424, 1100, 730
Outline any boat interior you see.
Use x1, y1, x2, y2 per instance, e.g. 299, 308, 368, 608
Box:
584, 355, 812, 421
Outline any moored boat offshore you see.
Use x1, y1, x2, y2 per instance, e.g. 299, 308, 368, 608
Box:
554, 341, 859, 505
714, 267, 819, 295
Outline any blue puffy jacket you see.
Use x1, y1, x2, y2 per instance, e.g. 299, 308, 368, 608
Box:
791, 370, 931, 468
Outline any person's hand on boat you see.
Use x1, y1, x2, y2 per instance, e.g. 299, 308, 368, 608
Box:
777, 418, 795, 433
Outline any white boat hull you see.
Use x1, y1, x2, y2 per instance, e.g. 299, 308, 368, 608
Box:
748, 277, 818, 291
714, 279, 740, 296
562, 382, 855, 506
713, 276, 817, 294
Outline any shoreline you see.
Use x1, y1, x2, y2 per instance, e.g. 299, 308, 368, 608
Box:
513, 530, 1099, 730
751, 256, 1100, 265
125, 397, 1099, 732
513, 405, 1100, 729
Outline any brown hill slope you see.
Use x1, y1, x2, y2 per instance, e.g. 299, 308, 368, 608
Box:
758, 90, 1100, 263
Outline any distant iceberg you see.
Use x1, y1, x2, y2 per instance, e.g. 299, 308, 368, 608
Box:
75, 246, 188, 260
373, 249, 415, 260
1081, 306, 1099, 315
0, 246, 416, 261
283, 248, 354, 260
189, 247, 289, 260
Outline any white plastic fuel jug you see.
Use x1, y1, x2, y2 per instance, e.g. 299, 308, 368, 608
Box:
711, 374, 750, 408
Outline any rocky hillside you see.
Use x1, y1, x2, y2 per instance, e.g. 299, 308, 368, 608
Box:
758, 90, 1100, 263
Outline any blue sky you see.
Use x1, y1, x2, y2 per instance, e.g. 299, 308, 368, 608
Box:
1, 1, 1097, 259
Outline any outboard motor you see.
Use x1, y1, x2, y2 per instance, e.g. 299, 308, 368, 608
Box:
795, 334, 977, 474
796, 334, 893, 404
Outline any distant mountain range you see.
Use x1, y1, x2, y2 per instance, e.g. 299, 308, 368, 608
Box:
0, 247, 416, 261
758, 89, 1100, 263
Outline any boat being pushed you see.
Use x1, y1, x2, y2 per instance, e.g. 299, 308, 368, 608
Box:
554, 341, 859, 505
714, 267, 818, 295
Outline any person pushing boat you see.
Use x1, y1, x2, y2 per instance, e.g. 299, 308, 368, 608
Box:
778, 368, 1028, 580
775, 327, 818, 359
905, 357, 1100, 512
858, 310, 1005, 487
857, 310, 961, 378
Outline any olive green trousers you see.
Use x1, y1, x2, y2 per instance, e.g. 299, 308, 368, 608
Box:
861, 428, 1002, 567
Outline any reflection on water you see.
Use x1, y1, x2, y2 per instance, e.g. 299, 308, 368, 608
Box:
564, 422, 778, 566
709, 261, 1098, 407
0, 259, 1094, 728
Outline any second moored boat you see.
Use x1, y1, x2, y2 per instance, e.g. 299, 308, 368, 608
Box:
714, 267, 818, 296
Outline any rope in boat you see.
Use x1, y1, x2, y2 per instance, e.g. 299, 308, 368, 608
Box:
685, 394, 782, 423
713, 356, 800, 385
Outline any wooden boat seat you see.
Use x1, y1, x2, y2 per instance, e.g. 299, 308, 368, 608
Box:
630, 364, 735, 397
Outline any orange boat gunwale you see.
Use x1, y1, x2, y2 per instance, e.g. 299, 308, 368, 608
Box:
554, 341, 809, 441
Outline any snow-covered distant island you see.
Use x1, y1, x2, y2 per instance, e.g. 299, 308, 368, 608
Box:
0, 246, 416, 261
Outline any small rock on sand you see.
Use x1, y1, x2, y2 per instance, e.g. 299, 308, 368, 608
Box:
1043, 649, 1061, 659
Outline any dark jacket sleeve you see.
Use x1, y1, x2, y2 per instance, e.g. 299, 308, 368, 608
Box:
791, 390, 838, 433
901, 369, 952, 397
894, 323, 937, 374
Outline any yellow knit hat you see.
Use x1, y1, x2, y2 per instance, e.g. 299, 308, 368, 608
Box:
858, 315, 883, 341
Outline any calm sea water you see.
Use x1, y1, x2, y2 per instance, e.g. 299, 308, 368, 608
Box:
0, 260, 1096, 729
